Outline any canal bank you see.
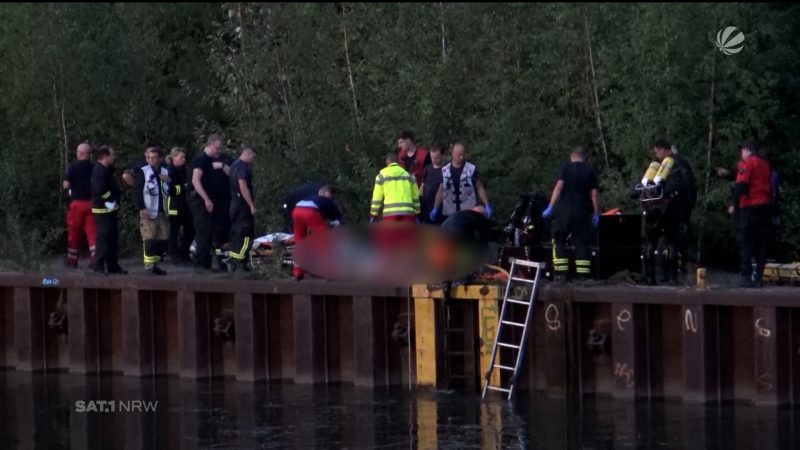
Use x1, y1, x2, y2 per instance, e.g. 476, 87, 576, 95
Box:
1, 272, 799, 406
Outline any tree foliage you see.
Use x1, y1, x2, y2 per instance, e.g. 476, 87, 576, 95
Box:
0, 3, 798, 268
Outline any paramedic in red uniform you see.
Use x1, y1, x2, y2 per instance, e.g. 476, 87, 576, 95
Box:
63, 142, 97, 268
729, 139, 772, 288
291, 185, 342, 280
396, 130, 430, 187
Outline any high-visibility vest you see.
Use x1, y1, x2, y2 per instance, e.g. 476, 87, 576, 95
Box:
370, 163, 420, 218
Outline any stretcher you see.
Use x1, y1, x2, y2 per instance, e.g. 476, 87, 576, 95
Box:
763, 262, 800, 284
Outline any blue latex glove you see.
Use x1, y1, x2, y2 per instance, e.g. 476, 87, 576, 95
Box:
542, 205, 554, 219
592, 213, 600, 229
485, 204, 493, 219
429, 208, 439, 222
369, 217, 378, 224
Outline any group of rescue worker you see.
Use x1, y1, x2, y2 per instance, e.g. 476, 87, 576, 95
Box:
64, 135, 257, 275
63, 130, 777, 288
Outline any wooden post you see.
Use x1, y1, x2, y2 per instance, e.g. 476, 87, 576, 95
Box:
478, 294, 501, 389
414, 295, 437, 388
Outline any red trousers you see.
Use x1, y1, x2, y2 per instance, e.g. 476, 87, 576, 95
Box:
292, 207, 329, 278
66, 200, 96, 266
381, 214, 416, 223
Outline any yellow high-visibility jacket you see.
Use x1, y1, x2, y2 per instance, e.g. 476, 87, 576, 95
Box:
370, 163, 420, 218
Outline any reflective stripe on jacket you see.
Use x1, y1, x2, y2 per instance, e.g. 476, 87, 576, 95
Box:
370, 163, 420, 218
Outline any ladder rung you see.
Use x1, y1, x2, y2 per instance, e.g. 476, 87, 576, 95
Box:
486, 386, 511, 393
501, 320, 525, 327
511, 277, 535, 284
505, 299, 530, 306
497, 342, 520, 349
493, 364, 515, 371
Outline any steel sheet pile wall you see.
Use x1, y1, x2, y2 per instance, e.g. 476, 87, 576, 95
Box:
0, 275, 412, 387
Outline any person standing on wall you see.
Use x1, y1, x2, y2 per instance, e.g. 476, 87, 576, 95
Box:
134, 144, 171, 275
223, 145, 257, 273
420, 144, 446, 224
729, 139, 772, 288
91, 146, 126, 275
541, 145, 600, 282
189, 134, 228, 271
396, 130, 430, 187
370, 152, 420, 223
63, 142, 97, 268
430, 142, 492, 223
166, 147, 194, 264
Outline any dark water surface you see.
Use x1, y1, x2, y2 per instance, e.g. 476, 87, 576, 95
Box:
1, 372, 798, 449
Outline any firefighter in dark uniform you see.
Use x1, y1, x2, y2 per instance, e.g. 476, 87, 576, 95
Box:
729, 139, 772, 288
189, 134, 231, 270
637, 138, 693, 285
91, 146, 126, 275
542, 145, 600, 282
223, 146, 257, 273
166, 147, 194, 264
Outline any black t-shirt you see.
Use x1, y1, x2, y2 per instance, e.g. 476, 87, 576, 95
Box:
283, 181, 326, 211
192, 152, 233, 202
65, 159, 95, 200
230, 159, 253, 200
449, 165, 480, 198
422, 165, 443, 201
556, 161, 598, 214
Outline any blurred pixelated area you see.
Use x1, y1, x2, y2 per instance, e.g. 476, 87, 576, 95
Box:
293, 223, 492, 285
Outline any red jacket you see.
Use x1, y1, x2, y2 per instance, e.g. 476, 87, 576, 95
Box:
735, 155, 771, 208
398, 147, 429, 186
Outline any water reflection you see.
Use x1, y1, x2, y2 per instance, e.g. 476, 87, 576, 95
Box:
1, 372, 799, 449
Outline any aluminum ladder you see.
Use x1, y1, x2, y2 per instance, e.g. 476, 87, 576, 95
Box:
481, 257, 543, 400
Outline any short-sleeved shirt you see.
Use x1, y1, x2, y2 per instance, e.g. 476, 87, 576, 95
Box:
65, 160, 95, 200
193, 152, 233, 202
736, 155, 771, 208
421, 164, 443, 201
230, 159, 253, 200
556, 161, 598, 215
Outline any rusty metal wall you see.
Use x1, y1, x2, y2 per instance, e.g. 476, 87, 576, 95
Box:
2, 273, 800, 405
